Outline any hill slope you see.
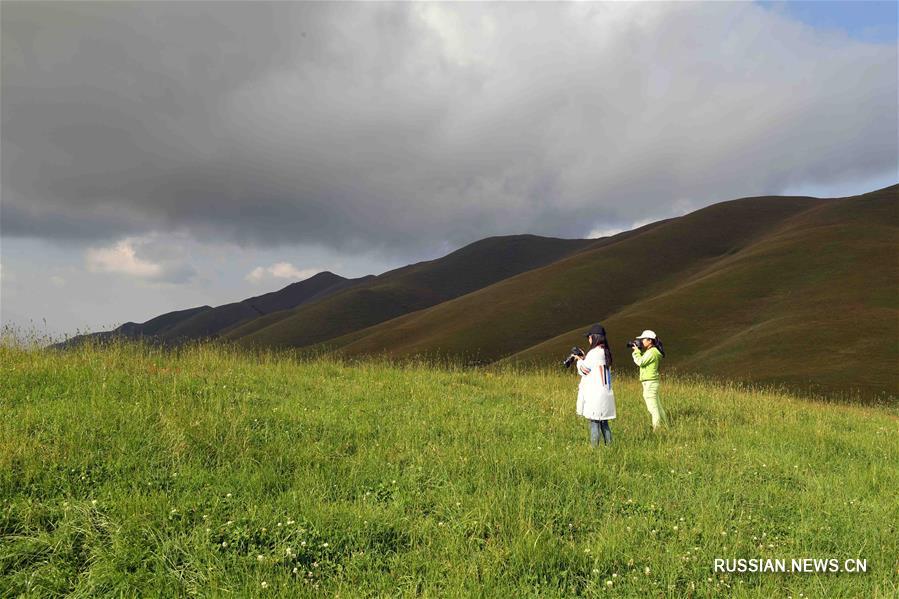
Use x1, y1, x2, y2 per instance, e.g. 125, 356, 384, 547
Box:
325, 186, 897, 398
52, 305, 214, 349
327, 195, 824, 358
56, 271, 369, 348
52, 186, 897, 399
507, 185, 898, 399
225, 235, 594, 348
159, 271, 371, 340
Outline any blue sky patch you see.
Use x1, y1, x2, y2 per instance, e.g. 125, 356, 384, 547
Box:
757, 1, 898, 43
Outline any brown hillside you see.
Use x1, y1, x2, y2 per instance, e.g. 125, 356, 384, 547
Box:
329, 194, 825, 363
507, 185, 898, 399
226, 235, 593, 348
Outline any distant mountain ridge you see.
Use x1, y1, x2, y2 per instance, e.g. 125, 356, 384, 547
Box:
224, 234, 594, 348
324, 195, 827, 360
158, 271, 373, 340
55, 235, 592, 349
319, 185, 897, 399
56, 184, 899, 400
505, 186, 898, 398
54, 270, 371, 348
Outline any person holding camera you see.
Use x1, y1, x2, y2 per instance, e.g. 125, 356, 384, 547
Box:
628, 330, 666, 430
572, 323, 616, 447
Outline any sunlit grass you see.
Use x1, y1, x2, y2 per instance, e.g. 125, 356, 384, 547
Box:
1, 337, 896, 597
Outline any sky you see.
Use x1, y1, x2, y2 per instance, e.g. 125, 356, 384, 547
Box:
2, 1, 897, 340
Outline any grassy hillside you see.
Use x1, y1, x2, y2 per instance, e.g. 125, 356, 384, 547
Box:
321, 187, 897, 400
52, 305, 214, 349
325, 196, 823, 358
50, 187, 897, 401
508, 186, 899, 400
53, 271, 367, 349
2, 340, 896, 596
226, 235, 593, 348
121, 305, 214, 337
156, 271, 367, 341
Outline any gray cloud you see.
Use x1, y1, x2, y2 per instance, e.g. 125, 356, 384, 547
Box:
2, 2, 896, 255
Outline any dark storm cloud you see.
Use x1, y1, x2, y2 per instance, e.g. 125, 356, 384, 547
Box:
3, 2, 896, 253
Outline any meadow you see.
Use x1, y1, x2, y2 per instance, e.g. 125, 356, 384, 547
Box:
1, 339, 896, 597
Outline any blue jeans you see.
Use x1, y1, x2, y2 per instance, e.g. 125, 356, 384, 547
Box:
588, 419, 612, 446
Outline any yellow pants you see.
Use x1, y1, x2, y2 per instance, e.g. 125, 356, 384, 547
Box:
642, 380, 666, 429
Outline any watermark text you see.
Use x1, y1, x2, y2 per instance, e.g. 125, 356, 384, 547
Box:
713, 558, 867, 574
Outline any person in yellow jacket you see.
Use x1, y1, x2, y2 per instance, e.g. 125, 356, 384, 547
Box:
631, 329, 666, 430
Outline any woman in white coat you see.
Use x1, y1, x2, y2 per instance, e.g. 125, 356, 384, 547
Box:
574, 323, 616, 446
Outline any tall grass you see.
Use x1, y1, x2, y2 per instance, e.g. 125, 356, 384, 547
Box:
1, 338, 896, 597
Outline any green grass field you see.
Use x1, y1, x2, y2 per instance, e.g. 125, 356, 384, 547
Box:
2, 339, 897, 597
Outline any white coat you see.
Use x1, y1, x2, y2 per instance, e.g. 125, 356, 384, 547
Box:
575, 346, 617, 421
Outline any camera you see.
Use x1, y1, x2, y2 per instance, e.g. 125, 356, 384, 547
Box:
562, 346, 585, 368
626, 339, 642, 351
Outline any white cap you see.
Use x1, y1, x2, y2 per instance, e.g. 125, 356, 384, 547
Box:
638, 329, 657, 339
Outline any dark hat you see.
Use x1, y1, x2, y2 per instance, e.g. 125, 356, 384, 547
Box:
584, 323, 606, 338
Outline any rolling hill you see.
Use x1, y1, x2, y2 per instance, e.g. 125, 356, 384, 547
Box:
322, 194, 826, 358
55, 185, 898, 399
52, 305, 215, 349
158, 271, 372, 340
316, 185, 897, 399
55, 270, 371, 348
507, 186, 898, 399
224, 235, 594, 348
